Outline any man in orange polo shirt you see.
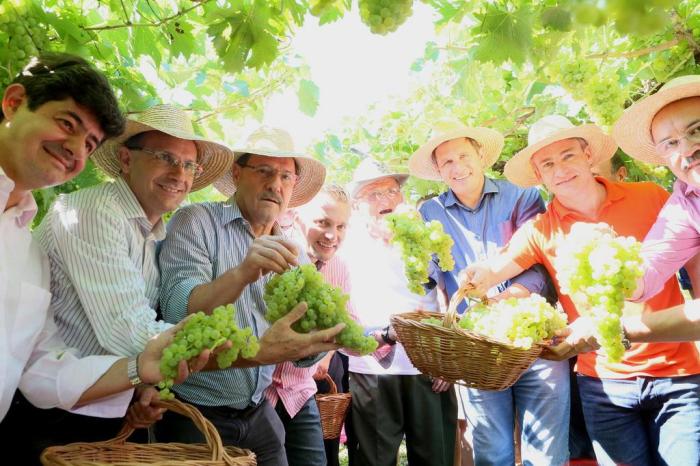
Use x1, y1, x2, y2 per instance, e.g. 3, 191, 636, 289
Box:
462, 115, 700, 466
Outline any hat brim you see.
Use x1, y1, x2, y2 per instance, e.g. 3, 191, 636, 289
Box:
348, 173, 409, 199
613, 81, 700, 165
504, 125, 618, 188
213, 151, 327, 208
91, 120, 234, 192
408, 127, 505, 181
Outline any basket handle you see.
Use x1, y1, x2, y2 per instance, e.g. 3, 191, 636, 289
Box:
443, 286, 469, 327
321, 373, 338, 394
107, 398, 228, 462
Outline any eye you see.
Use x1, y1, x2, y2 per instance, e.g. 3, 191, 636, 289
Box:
337, 224, 346, 231
57, 118, 74, 132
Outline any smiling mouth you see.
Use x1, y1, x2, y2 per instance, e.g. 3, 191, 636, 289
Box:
316, 241, 336, 249
44, 145, 74, 172
158, 183, 184, 194
681, 151, 700, 172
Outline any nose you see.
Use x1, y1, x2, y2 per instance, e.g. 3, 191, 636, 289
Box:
62, 137, 88, 167
679, 137, 698, 158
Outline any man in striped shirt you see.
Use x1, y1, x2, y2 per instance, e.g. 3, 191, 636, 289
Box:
265, 184, 355, 466
157, 127, 344, 466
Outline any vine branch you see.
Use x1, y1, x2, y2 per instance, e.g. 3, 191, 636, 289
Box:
83, 0, 214, 31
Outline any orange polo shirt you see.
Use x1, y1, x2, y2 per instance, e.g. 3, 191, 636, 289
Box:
506, 177, 700, 379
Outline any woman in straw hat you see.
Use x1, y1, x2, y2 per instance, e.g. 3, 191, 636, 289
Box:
408, 121, 566, 466
156, 126, 344, 466
463, 114, 700, 466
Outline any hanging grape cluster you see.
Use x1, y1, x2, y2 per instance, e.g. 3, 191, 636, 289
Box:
264, 264, 378, 355
158, 304, 260, 400
386, 210, 455, 295
0, 1, 48, 69
457, 294, 567, 349
555, 222, 644, 362
358, 0, 414, 35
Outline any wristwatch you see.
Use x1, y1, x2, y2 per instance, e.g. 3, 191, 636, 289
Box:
621, 326, 632, 351
381, 326, 397, 346
127, 354, 142, 386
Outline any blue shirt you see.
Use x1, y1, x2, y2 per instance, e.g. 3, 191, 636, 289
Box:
158, 199, 312, 408
419, 177, 553, 313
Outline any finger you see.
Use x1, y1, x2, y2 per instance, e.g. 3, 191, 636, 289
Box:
189, 349, 212, 373
139, 387, 160, 406
268, 237, 300, 264
280, 302, 309, 325
253, 248, 290, 274
256, 239, 299, 267
554, 327, 573, 337
308, 322, 346, 343
175, 359, 190, 384
212, 340, 233, 355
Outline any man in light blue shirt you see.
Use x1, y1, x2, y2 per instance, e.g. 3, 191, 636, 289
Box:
157, 127, 342, 466
408, 122, 569, 466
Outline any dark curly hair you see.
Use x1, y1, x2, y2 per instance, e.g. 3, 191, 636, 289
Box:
2, 53, 125, 139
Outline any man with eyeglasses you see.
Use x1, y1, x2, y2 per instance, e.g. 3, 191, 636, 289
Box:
339, 157, 456, 466
156, 126, 344, 466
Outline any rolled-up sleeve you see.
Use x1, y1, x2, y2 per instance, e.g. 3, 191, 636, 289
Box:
159, 205, 215, 323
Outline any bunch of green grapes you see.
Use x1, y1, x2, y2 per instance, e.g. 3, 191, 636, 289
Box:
264, 265, 378, 355
554, 222, 643, 362
420, 316, 445, 326
385, 210, 455, 295
458, 294, 567, 349
358, 0, 414, 35
158, 304, 260, 400
0, 1, 48, 65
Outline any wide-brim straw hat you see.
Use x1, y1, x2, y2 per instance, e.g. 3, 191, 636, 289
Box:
408, 121, 504, 181
91, 104, 234, 192
213, 126, 326, 208
347, 157, 409, 198
613, 74, 700, 165
504, 115, 617, 187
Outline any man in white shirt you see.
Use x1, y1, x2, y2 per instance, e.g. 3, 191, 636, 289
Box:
0, 53, 212, 463
342, 158, 457, 466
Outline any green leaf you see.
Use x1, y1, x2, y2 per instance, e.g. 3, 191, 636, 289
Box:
473, 5, 533, 65
298, 79, 320, 117
166, 20, 198, 60
525, 82, 547, 104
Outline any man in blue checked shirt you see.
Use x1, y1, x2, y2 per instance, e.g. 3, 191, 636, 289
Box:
406, 121, 568, 466
157, 127, 343, 466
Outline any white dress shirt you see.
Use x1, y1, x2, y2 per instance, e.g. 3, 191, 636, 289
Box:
341, 224, 439, 375
0, 169, 131, 421
35, 178, 170, 357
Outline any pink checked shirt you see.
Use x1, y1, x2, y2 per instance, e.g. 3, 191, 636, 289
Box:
638, 180, 700, 301
264, 254, 353, 418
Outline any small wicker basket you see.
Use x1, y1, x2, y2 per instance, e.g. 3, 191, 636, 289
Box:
40, 399, 256, 466
315, 373, 352, 440
391, 287, 543, 391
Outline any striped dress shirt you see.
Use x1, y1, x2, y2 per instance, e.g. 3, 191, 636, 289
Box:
159, 198, 312, 408
34, 178, 170, 357
264, 254, 352, 417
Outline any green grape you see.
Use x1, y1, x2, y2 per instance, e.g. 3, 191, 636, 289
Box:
554, 222, 644, 363
358, 0, 414, 35
264, 265, 378, 355
457, 294, 567, 349
420, 316, 445, 326
157, 304, 260, 400
385, 210, 455, 295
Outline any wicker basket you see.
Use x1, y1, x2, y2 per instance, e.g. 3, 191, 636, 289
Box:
391, 287, 543, 391
315, 373, 352, 440
40, 399, 256, 466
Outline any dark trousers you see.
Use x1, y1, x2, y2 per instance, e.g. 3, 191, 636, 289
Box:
349, 372, 457, 466
0, 390, 143, 465
569, 358, 595, 459
155, 398, 288, 466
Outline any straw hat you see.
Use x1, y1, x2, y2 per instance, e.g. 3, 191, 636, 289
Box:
91, 104, 234, 192
213, 127, 326, 208
347, 158, 409, 198
504, 115, 617, 187
408, 121, 504, 181
613, 74, 700, 165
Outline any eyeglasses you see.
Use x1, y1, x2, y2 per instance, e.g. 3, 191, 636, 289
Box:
240, 163, 299, 187
362, 187, 401, 202
655, 122, 700, 158
132, 147, 203, 178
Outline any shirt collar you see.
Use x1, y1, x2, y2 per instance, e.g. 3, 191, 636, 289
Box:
676, 179, 700, 198
112, 177, 165, 240
551, 176, 624, 219
443, 176, 499, 211
0, 167, 38, 228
